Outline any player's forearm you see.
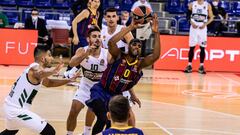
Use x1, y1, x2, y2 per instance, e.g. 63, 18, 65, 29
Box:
44, 79, 71, 87
34, 68, 58, 80
72, 21, 78, 38
108, 25, 134, 47
152, 31, 161, 61
69, 53, 88, 67
129, 89, 136, 97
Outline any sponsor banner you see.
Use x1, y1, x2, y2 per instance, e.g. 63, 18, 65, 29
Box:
0, 29, 38, 65
154, 35, 240, 72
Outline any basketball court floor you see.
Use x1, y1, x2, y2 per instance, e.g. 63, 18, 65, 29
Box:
0, 65, 240, 135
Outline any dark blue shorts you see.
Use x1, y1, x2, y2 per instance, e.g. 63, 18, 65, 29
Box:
85, 82, 113, 111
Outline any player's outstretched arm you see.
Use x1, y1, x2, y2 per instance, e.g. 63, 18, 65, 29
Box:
108, 19, 141, 60
42, 75, 77, 87
69, 47, 89, 67
30, 63, 64, 82
140, 13, 160, 68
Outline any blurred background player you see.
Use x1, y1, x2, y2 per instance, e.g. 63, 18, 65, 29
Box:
66, 27, 108, 135
86, 13, 160, 134
102, 95, 144, 135
0, 46, 77, 135
184, 0, 213, 74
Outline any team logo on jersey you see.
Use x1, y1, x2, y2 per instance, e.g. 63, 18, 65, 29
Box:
133, 65, 138, 72
103, 35, 106, 41
86, 57, 89, 62
100, 59, 105, 66
203, 6, 206, 9
120, 59, 126, 66
114, 76, 120, 81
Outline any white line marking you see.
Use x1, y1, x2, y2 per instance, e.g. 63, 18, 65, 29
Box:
168, 128, 239, 135
153, 121, 173, 135
142, 99, 240, 118
216, 73, 240, 85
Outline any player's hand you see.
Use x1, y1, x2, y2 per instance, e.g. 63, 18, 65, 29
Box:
69, 72, 80, 82
130, 95, 141, 108
191, 21, 198, 29
131, 18, 145, 29
199, 24, 206, 29
53, 62, 64, 74
72, 36, 79, 45
151, 13, 159, 33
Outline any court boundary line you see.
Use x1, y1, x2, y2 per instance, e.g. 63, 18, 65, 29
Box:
216, 73, 240, 85
142, 99, 240, 118
167, 127, 239, 135
153, 121, 173, 135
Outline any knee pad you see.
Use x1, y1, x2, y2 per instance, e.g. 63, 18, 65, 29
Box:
40, 123, 55, 135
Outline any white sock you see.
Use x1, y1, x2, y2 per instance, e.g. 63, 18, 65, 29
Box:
66, 131, 73, 135
188, 62, 192, 66
200, 63, 204, 66
83, 126, 92, 135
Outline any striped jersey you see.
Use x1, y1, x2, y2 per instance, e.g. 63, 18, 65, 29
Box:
101, 24, 128, 49
102, 126, 144, 135
191, 1, 209, 25
5, 63, 41, 109
101, 54, 143, 94
79, 46, 108, 91
77, 8, 98, 38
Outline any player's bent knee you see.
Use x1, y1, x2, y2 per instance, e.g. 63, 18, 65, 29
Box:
40, 123, 55, 135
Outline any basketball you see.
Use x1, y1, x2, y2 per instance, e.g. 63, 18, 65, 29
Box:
132, 5, 152, 24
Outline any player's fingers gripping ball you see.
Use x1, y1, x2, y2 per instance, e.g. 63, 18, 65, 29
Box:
132, 5, 152, 24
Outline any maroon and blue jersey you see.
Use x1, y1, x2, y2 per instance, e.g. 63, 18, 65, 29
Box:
100, 54, 143, 94
77, 8, 98, 47
102, 126, 144, 135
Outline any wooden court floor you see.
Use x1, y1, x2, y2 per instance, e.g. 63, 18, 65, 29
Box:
1, 65, 240, 135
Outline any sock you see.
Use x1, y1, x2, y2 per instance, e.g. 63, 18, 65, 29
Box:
188, 62, 192, 66
66, 131, 73, 135
83, 126, 92, 135
200, 63, 204, 67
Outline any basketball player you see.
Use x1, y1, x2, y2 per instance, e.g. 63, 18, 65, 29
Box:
102, 7, 141, 127
102, 95, 144, 135
66, 27, 109, 135
102, 7, 133, 52
64, 0, 100, 78
0, 46, 77, 135
85, 13, 160, 134
184, 0, 214, 74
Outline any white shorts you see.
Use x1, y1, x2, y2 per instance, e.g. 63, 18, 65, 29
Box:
122, 91, 133, 107
3, 103, 47, 133
73, 87, 90, 106
189, 25, 207, 47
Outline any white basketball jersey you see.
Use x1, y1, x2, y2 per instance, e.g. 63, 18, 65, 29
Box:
79, 46, 108, 91
5, 63, 41, 109
191, 1, 209, 25
101, 25, 128, 49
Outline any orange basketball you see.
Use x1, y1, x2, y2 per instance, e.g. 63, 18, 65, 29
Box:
132, 5, 152, 24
